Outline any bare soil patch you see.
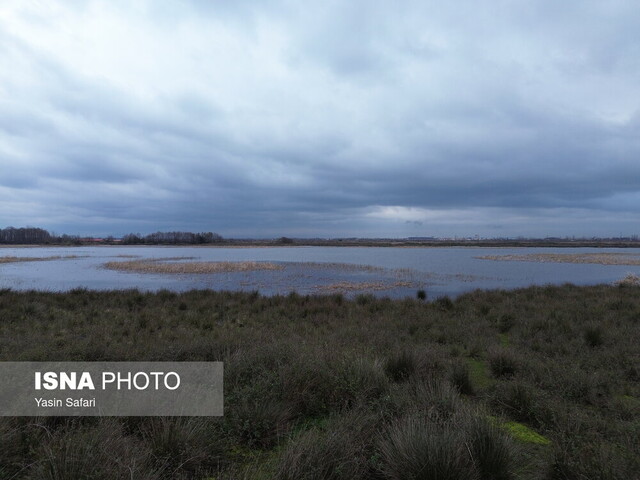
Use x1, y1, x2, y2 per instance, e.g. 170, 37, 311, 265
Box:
316, 280, 414, 292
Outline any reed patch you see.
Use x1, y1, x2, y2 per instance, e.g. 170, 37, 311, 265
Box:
476, 252, 640, 265
103, 259, 284, 274
0, 255, 85, 264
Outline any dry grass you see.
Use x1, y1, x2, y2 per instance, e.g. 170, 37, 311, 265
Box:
422, 272, 487, 282
0, 255, 84, 264
104, 258, 418, 279
103, 259, 284, 274
289, 262, 386, 272
316, 280, 414, 292
476, 252, 640, 265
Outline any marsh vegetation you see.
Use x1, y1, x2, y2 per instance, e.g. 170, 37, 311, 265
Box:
477, 252, 640, 265
0, 283, 638, 479
0, 255, 84, 264
103, 259, 284, 274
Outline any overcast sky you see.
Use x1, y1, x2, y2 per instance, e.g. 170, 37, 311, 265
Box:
1, 1, 639, 238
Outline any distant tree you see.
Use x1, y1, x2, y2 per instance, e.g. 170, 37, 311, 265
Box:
122, 233, 143, 245
0, 227, 52, 244
121, 231, 223, 245
59, 234, 81, 245
277, 237, 294, 244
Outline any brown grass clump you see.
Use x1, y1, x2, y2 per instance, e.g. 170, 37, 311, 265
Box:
476, 252, 640, 265
103, 259, 284, 274
614, 273, 640, 286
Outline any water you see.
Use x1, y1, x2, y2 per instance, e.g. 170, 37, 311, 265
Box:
1, 246, 639, 298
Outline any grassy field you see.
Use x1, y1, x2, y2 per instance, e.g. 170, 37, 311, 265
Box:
0, 284, 638, 479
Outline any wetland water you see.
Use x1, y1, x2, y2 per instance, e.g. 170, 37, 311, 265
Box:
1, 246, 639, 298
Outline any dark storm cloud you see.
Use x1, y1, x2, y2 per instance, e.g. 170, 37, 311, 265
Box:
0, 1, 639, 237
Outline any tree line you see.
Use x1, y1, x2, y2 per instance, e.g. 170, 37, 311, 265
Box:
0, 227, 81, 245
0, 227, 51, 244
121, 231, 224, 245
0, 227, 224, 245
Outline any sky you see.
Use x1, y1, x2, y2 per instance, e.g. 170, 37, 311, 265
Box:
1, 1, 639, 238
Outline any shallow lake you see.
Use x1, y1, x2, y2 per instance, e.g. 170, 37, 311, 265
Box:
1, 246, 639, 299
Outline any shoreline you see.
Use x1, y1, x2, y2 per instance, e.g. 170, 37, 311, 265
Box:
3, 240, 640, 249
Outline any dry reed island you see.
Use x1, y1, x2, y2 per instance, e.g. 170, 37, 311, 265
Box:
0, 283, 638, 479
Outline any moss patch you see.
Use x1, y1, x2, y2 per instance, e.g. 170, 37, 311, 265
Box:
467, 358, 492, 390
502, 421, 551, 445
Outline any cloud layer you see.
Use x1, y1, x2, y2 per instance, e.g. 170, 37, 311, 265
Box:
1, 1, 639, 237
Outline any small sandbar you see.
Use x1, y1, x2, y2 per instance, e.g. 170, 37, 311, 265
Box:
103, 259, 284, 274
421, 272, 488, 282
289, 262, 386, 272
316, 280, 415, 292
0, 255, 85, 264
476, 252, 640, 265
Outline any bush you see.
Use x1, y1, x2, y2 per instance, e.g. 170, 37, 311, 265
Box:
385, 351, 417, 382
28, 420, 155, 480
434, 296, 454, 311
466, 416, 514, 480
337, 357, 389, 407
281, 356, 343, 417
378, 415, 474, 480
493, 382, 536, 423
276, 411, 377, 480
355, 293, 375, 305
412, 380, 463, 424
450, 361, 474, 396
417, 289, 427, 301
141, 417, 226, 475
497, 314, 516, 333
227, 397, 293, 448
488, 349, 518, 378
584, 324, 604, 347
